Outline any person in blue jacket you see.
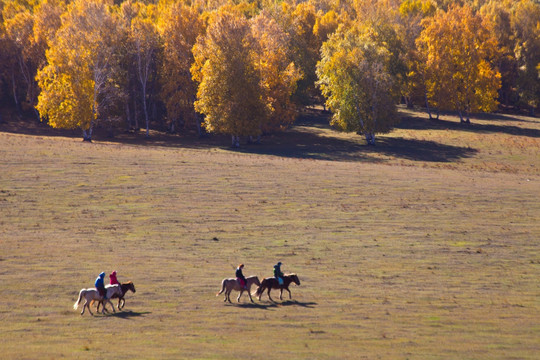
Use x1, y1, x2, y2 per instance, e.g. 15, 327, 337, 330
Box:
95, 272, 107, 299
274, 261, 284, 286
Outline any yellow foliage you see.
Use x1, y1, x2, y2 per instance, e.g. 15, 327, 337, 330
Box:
417, 4, 501, 119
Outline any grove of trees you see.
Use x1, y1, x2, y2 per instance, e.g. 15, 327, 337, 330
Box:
1, 0, 539, 144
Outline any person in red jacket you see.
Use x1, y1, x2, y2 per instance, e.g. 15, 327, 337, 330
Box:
109, 271, 119, 286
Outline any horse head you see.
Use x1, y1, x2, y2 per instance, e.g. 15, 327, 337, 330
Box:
290, 274, 300, 286
127, 282, 136, 293
253, 276, 261, 286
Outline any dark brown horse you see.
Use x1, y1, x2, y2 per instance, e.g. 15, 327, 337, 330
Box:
255, 274, 300, 302
96, 281, 136, 311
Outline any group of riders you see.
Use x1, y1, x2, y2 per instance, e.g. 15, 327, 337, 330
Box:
236, 261, 284, 289
93, 262, 284, 299
94, 270, 120, 300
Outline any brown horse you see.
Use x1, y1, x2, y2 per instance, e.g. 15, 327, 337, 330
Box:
216, 276, 261, 303
96, 281, 136, 311
255, 274, 300, 302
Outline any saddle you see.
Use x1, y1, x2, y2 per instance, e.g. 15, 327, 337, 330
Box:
237, 277, 246, 288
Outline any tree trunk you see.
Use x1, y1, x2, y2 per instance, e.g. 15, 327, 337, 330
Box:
425, 91, 434, 120
82, 127, 93, 142
125, 102, 131, 131
231, 135, 240, 148
11, 72, 21, 115
365, 133, 375, 145
142, 85, 149, 137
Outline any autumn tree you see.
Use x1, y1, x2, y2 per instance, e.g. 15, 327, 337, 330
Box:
36, 0, 124, 141
251, 11, 301, 134
480, 0, 519, 108
317, 24, 399, 145
129, 4, 159, 137
192, 7, 267, 147
510, 0, 540, 115
397, 0, 437, 109
416, 4, 501, 123
283, 1, 321, 104
2, 1, 38, 117
157, 1, 204, 134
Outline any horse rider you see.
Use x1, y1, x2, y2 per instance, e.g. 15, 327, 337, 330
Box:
236, 264, 247, 290
274, 261, 284, 286
109, 270, 119, 286
95, 272, 107, 300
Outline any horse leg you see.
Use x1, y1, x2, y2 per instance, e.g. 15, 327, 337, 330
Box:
119, 298, 125, 309
84, 300, 93, 316
237, 290, 243, 302
267, 288, 274, 302
280, 288, 284, 300
247, 288, 254, 303
106, 299, 116, 313
286, 288, 292, 299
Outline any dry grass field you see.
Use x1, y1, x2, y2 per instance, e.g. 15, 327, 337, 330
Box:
0, 107, 539, 359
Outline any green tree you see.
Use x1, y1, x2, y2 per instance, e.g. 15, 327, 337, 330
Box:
317, 25, 399, 145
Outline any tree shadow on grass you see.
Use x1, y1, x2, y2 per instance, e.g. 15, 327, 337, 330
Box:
0, 106, 480, 163
374, 137, 478, 163
239, 120, 478, 163
398, 114, 540, 138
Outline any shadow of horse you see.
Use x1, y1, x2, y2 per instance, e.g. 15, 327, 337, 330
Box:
107, 310, 151, 319
279, 300, 317, 308
235, 302, 279, 310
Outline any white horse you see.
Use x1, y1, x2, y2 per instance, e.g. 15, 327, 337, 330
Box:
73, 285, 122, 316
216, 276, 261, 303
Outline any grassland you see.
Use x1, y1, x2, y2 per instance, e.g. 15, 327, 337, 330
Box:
0, 107, 539, 359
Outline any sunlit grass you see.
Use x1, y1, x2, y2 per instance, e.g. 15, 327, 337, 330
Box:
0, 109, 539, 359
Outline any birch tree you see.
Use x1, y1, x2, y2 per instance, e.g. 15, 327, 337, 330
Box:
130, 14, 158, 137
36, 0, 123, 141
251, 12, 301, 134
192, 7, 266, 147
317, 25, 399, 145
158, 2, 204, 134
416, 4, 501, 123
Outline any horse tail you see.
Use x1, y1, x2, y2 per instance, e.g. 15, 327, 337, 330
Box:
73, 289, 84, 309
254, 280, 265, 296
216, 279, 226, 296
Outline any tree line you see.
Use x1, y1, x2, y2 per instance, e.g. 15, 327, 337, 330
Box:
1, 0, 539, 144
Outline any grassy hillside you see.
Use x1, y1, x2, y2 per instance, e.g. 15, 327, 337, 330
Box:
0, 108, 539, 359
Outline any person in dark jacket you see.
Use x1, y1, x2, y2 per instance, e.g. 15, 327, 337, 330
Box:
274, 261, 284, 285
95, 272, 107, 299
236, 264, 247, 289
